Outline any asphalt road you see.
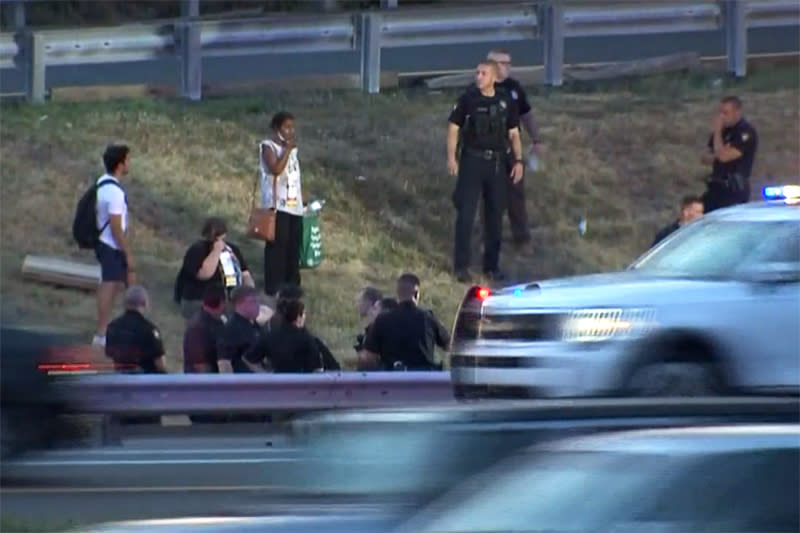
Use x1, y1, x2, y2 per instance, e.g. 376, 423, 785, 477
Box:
0, 436, 307, 524
1, 26, 798, 95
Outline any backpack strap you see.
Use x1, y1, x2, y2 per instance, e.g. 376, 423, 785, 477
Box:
96, 179, 123, 234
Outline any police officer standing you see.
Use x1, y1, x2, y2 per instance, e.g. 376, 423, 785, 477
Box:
701, 95, 758, 212
448, 59, 524, 283
488, 49, 543, 246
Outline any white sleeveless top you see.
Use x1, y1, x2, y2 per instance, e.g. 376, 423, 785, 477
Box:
259, 139, 303, 216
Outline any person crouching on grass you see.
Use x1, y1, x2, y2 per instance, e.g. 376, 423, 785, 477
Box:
259, 111, 304, 298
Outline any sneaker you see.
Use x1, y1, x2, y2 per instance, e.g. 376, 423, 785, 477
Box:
454, 270, 473, 283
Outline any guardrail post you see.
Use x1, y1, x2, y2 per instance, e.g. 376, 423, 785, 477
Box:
26, 31, 45, 104
178, 21, 202, 101
542, 1, 565, 87
2, 0, 26, 31
724, 0, 747, 77
358, 12, 382, 94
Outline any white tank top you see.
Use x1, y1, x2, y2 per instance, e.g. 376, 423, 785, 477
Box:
259, 139, 303, 216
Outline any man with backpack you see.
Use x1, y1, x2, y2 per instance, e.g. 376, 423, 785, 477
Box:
73, 144, 135, 347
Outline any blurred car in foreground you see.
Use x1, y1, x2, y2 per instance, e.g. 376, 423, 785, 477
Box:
451, 185, 800, 399
398, 423, 800, 533
0, 324, 109, 458
68, 423, 800, 533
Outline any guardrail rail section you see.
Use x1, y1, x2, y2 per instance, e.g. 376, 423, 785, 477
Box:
0, 1, 798, 102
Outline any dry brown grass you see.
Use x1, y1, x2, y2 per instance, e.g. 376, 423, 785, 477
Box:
1, 66, 798, 370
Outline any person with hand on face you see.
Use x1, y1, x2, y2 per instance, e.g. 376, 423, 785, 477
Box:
260, 111, 304, 298
174, 217, 254, 320
700, 95, 758, 213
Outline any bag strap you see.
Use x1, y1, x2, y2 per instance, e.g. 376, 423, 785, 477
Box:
257, 143, 279, 210
96, 179, 123, 234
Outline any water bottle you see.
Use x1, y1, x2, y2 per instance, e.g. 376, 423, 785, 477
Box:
527, 153, 539, 172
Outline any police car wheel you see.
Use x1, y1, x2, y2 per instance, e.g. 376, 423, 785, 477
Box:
625, 362, 719, 397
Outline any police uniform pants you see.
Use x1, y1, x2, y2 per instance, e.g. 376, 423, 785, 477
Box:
505, 154, 530, 242
263, 210, 302, 296
452, 151, 507, 273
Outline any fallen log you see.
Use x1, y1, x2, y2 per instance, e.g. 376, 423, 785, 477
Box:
22, 255, 100, 291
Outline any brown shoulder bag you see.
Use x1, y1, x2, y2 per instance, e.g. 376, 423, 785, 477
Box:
247, 149, 277, 242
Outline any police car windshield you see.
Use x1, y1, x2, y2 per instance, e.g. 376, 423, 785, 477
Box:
629, 219, 796, 278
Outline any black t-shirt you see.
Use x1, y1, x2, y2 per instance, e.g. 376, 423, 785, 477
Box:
105, 310, 165, 374
707, 119, 758, 180
448, 86, 520, 151
651, 220, 680, 248
177, 240, 250, 302
217, 312, 262, 373
267, 314, 340, 371
244, 322, 322, 373
183, 309, 225, 373
363, 301, 450, 371
497, 77, 532, 116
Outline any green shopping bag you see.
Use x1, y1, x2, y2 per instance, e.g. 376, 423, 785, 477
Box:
299, 212, 323, 269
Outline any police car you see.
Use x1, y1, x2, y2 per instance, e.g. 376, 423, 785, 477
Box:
450, 185, 800, 398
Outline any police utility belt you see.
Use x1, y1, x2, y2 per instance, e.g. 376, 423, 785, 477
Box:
708, 172, 746, 194
463, 147, 506, 160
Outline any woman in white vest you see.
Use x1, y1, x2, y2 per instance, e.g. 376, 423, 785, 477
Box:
260, 111, 304, 297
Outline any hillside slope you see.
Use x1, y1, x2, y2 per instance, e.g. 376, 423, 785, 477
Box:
1, 68, 798, 369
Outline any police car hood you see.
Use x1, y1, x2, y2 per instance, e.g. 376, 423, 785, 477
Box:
489, 270, 729, 309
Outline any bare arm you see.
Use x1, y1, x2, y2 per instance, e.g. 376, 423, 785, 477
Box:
714, 145, 743, 163
242, 271, 255, 287
447, 123, 460, 163
243, 358, 267, 373
153, 356, 167, 373
109, 215, 132, 264
196, 246, 223, 280
508, 127, 523, 161
262, 143, 292, 177
358, 350, 380, 370
519, 111, 540, 142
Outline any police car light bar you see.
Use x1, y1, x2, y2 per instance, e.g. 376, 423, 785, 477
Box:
763, 185, 800, 201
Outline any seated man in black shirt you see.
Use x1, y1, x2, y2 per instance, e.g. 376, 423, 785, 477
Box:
174, 217, 256, 320
106, 285, 166, 374
651, 195, 704, 248
243, 299, 323, 373
269, 284, 340, 371
360, 273, 449, 371
217, 285, 263, 373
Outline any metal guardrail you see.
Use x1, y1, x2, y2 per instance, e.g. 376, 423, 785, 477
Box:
54, 371, 454, 415
1, 0, 798, 102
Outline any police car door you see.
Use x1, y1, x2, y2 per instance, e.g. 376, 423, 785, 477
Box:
738, 225, 800, 393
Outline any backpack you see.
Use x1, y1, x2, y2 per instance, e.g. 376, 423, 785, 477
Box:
72, 179, 121, 249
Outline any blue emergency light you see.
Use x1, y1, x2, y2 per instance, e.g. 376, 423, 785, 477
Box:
762, 185, 800, 201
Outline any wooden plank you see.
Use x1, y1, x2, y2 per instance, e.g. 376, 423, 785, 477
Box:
22, 255, 100, 291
